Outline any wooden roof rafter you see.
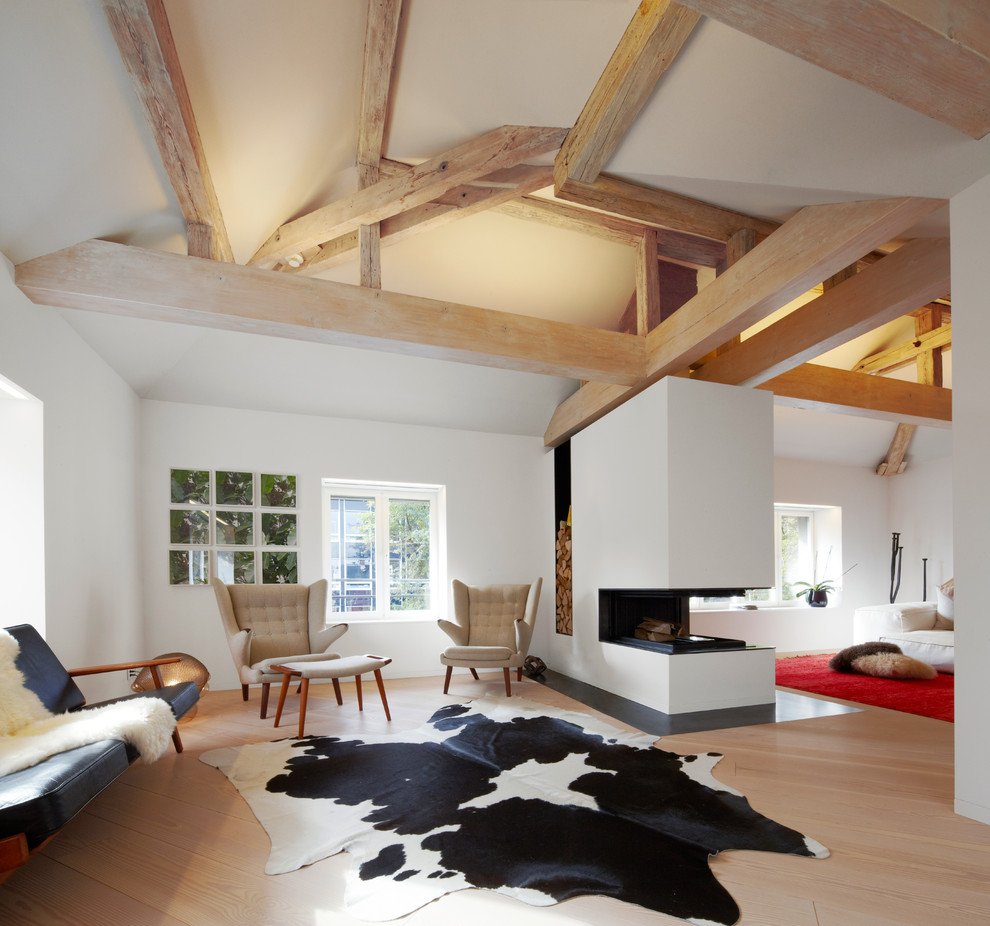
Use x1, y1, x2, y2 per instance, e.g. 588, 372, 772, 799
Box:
544, 195, 946, 446
102, 0, 234, 263
249, 124, 568, 270
675, 0, 990, 140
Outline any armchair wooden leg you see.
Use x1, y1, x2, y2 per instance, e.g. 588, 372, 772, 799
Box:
171, 729, 184, 753
443, 665, 453, 694
517, 667, 523, 681
469, 668, 480, 680
260, 682, 271, 719
503, 667, 511, 696
355, 674, 364, 711
332, 677, 343, 704
241, 684, 249, 701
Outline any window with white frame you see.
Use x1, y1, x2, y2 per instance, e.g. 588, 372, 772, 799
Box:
322, 480, 444, 618
692, 504, 841, 608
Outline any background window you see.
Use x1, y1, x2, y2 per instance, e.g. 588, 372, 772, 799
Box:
692, 504, 841, 608
323, 480, 444, 618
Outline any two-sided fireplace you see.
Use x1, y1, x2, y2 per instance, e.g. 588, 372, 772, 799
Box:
599, 588, 747, 654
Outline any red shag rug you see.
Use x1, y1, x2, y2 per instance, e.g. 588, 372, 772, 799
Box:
775, 654, 954, 722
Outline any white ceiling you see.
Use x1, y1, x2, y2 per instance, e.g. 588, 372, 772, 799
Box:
0, 0, 972, 464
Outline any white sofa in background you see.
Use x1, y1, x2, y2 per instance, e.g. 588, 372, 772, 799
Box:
852, 601, 954, 673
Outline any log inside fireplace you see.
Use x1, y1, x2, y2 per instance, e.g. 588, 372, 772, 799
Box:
599, 588, 747, 653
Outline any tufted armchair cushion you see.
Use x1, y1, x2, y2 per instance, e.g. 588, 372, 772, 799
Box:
212, 578, 347, 716
439, 578, 541, 695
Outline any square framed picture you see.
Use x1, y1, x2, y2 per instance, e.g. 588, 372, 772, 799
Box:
260, 473, 296, 508
261, 511, 297, 546
169, 508, 210, 544
169, 549, 209, 585
217, 550, 256, 584
215, 471, 254, 506
215, 509, 254, 545
171, 469, 210, 504
262, 551, 297, 584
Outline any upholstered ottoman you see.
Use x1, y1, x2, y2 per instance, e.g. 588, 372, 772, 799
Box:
272, 654, 392, 737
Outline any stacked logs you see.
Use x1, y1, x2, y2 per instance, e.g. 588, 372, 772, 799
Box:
555, 519, 572, 635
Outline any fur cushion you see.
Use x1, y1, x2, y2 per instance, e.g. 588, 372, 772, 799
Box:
850, 652, 938, 680
829, 641, 937, 680
0, 628, 177, 777
829, 641, 902, 672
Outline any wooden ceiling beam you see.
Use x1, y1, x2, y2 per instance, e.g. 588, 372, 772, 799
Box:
693, 236, 951, 387
102, 0, 234, 262
759, 364, 952, 427
853, 323, 952, 376
356, 0, 403, 289
356, 0, 402, 173
643, 197, 945, 381
544, 194, 945, 446
555, 172, 780, 242
15, 239, 644, 385
496, 195, 727, 266
554, 0, 701, 187
288, 165, 554, 275
676, 0, 990, 139
249, 125, 567, 269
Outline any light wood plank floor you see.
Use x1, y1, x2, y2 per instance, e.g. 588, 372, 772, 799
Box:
2, 674, 988, 926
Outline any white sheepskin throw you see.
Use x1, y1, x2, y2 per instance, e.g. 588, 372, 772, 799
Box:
0, 629, 176, 778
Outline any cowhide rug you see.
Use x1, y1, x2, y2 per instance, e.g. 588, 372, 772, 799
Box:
200, 696, 828, 925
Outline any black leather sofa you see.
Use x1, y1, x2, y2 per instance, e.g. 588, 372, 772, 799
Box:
0, 624, 199, 877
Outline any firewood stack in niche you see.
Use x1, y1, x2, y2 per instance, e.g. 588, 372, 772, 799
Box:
555, 517, 572, 635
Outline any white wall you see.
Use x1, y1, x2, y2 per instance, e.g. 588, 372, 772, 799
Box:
950, 171, 990, 825
0, 387, 45, 633
0, 257, 143, 699
139, 400, 555, 690
887, 455, 953, 598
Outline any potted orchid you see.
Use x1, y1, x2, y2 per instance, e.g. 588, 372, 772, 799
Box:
793, 548, 856, 608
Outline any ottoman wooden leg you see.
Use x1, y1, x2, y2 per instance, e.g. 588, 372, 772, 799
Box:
274, 672, 293, 728
260, 682, 271, 719
374, 669, 391, 721
469, 668, 480, 680
297, 678, 310, 739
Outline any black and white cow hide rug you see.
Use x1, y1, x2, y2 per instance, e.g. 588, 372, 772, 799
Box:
200, 696, 828, 925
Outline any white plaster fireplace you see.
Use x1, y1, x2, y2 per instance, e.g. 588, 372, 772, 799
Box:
549, 377, 776, 714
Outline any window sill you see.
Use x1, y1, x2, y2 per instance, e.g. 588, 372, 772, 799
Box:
327, 612, 439, 624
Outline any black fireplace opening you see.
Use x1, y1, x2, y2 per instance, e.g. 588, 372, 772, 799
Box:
599, 588, 748, 653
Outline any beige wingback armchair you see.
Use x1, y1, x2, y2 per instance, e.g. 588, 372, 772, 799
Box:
212, 578, 347, 717
439, 578, 542, 696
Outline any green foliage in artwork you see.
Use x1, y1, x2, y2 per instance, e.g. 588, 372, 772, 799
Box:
262, 512, 297, 546
261, 473, 296, 507
263, 551, 297, 584
170, 509, 210, 544
216, 510, 254, 545
171, 469, 210, 504
169, 550, 208, 585
216, 471, 254, 506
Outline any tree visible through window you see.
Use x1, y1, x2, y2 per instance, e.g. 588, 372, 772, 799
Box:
324, 481, 443, 617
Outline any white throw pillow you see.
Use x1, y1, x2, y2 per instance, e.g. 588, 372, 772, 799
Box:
937, 577, 954, 622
